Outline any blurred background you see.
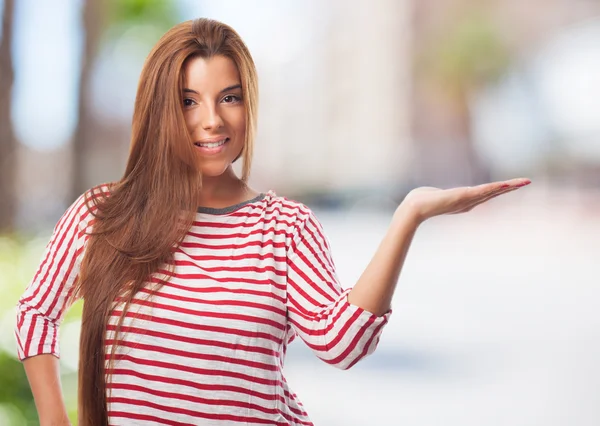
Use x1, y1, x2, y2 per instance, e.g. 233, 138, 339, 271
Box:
1, 0, 599, 424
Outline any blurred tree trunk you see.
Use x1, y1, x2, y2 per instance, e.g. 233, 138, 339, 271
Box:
70, 0, 179, 202
0, 0, 16, 231
411, 1, 510, 187
71, 0, 105, 202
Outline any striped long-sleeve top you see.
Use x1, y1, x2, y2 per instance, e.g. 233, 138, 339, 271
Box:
15, 184, 392, 425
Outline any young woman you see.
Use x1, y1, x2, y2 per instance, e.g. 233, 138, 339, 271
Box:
15, 18, 530, 426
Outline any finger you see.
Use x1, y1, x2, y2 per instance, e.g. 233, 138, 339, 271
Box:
461, 184, 507, 205
453, 178, 530, 214
456, 185, 522, 213
467, 178, 530, 200
449, 184, 506, 211
473, 177, 530, 191
449, 179, 529, 214
456, 186, 521, 213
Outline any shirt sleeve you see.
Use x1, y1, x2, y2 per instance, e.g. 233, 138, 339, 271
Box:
285, 207, 392, 370
15, 191, 92, 360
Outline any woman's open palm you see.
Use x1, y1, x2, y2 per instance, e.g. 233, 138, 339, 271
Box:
401, 178, 531, 223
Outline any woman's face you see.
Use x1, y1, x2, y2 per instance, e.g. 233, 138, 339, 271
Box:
182, 55, 246, 177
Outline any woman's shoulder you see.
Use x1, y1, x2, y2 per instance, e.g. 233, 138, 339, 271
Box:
261, 190, 317, 225
264, 189, 309, 211
69, 182, 114, 205
81, 181, 115, 208
67, 182, 115, 225
46, 182, 115, 236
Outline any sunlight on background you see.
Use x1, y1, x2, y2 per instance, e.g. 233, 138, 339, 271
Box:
12, 0, 82, 150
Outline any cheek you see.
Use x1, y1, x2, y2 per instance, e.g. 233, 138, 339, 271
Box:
183, 111, 197, 131
226, 108, 246, 136
236, 118, 246, 137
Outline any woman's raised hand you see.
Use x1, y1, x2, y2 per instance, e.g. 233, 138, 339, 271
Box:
398, 178, 531, 224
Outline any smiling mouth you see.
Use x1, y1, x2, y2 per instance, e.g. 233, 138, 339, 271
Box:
194, 137, 229, 148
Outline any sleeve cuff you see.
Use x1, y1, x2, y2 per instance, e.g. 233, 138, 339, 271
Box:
340, 287, 393, 320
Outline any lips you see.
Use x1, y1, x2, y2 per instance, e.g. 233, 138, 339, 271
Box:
193, 137, 230, 155
194, 137, 229, 148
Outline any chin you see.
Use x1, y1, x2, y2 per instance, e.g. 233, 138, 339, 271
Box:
196, 148, 243, 178
198, 163, 232, 178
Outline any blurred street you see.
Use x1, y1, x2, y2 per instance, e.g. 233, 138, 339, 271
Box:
285, 184, 600, 425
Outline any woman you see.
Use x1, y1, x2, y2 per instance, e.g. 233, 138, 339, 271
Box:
15, 18, 530, 426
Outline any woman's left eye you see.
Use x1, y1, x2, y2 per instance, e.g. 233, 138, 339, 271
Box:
222, 95, 241, 104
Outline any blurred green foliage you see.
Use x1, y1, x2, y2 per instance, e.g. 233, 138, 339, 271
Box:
108, 0, 180, 27
0, 0, 184, 422
0, 352, 37, 424
0, 234, 82, 425
105, 0, 181, 44
419, 11, 512, 95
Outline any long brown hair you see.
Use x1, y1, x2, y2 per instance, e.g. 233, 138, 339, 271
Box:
72, 18, 259, 425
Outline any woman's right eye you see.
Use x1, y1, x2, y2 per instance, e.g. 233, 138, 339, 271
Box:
183, 98, 195, 107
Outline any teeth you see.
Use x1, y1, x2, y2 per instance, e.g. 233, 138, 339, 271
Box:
197, 138, 227, 148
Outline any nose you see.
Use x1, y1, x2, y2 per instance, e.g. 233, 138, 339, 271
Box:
200, 103, 224, 131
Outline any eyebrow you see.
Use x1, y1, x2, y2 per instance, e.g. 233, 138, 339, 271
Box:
183, 84, 242, 95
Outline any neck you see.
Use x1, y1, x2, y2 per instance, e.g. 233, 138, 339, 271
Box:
197, 167, 249, 205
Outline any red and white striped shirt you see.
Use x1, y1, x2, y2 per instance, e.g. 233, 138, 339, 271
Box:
15, 184, 392, 425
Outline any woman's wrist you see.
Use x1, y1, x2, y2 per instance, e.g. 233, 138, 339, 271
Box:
393, 202, 424, 228
41, 416, 71, 426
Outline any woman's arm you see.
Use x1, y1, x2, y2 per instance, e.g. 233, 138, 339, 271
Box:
15, 189, 97, 423
346, 205, 419, 316
348, 178, 531, 316
285, 208, 391, 369
22, 355, 71, 426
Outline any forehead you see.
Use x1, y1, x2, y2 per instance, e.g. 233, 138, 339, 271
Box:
182, 55, 241, 91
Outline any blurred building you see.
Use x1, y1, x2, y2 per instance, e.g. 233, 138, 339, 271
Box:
411, 0, 600, 187
205, 0, 415, 197
8, 0, 600, 231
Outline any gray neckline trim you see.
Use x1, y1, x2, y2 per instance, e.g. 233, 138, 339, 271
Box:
196, 193, 266, 215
